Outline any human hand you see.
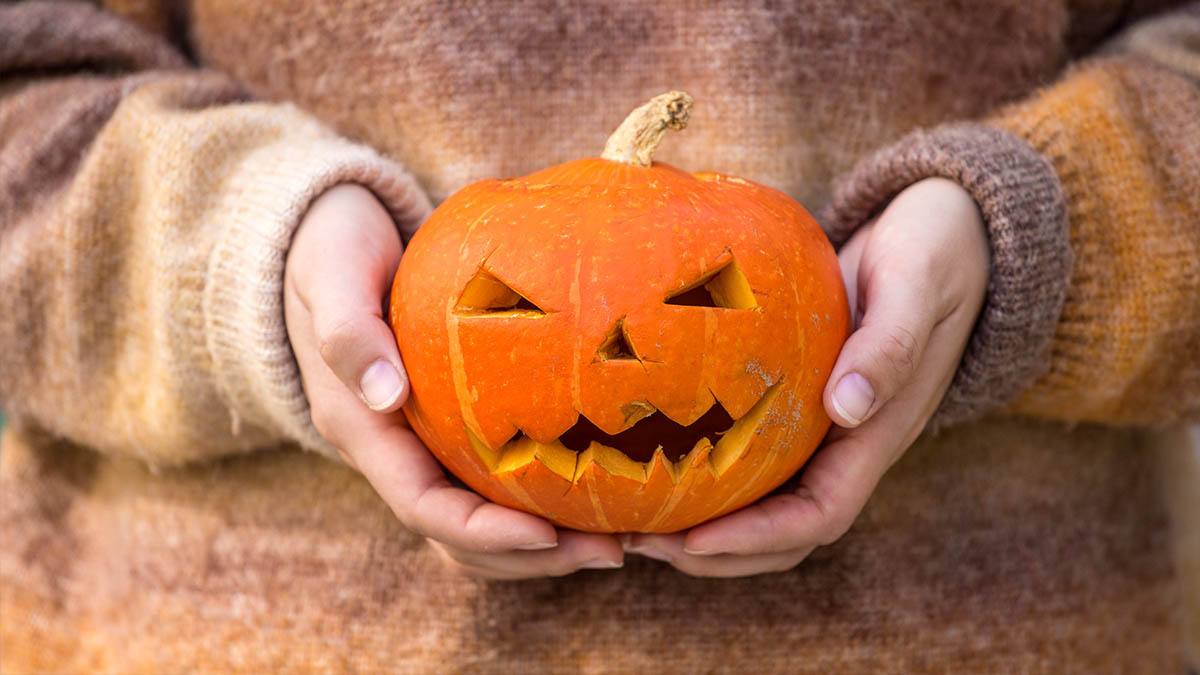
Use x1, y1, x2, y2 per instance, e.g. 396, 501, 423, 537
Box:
623, 177, 990, 576
284, 184, 624, 579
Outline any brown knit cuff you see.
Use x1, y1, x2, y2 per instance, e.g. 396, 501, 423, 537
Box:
820, 124, 1071, 428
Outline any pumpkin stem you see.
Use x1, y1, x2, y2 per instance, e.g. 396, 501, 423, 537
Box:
601, 91, 693, 167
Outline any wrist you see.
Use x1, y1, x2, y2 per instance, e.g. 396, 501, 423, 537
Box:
821, 123, 1070, 428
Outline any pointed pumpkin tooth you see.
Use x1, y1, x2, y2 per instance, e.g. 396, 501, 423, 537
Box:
466, 427, 502, 472
495, 435, 538, 474
492, 435, 577, 482
569, 453, 616, 532
645, 447, 677, 485
535, 439, 577, 482
574, 441, 648, 484
711, 381, 784, 476
674, 437, 714, 482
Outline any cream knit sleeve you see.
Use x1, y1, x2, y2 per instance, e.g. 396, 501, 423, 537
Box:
0, 4, 432, 464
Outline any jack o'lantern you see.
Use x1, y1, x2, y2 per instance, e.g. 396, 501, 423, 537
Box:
391, 92, 849, 533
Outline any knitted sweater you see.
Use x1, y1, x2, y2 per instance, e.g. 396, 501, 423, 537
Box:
1, 1, 1198, 672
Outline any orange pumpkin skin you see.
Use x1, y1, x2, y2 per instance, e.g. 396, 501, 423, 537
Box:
391, 158, 849, 533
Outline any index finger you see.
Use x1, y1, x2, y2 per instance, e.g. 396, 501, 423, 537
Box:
351, 420, 562, 553
676, 437, 886, 557
683, 318, 963, 559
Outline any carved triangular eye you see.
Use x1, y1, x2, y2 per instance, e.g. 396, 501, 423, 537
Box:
597, 318, 639, 361
665, 258, 758, 310
455, 269, 547, 317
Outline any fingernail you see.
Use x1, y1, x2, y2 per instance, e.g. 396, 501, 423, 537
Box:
359, 360, 404, 411
832, 372, 874, 426
625, 546, 673, 563
581, 558, 624, 569
515, 541, 557, 551
682, 546, 715, 556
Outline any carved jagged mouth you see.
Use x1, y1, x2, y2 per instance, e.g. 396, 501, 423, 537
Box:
559, 404, 736, 463
466, 382, 783, 485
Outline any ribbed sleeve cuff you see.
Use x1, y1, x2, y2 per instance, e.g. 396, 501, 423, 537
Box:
204, 135, 431, 457
820, 124, 1072, 427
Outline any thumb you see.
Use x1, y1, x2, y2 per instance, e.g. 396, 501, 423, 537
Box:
823, 274, 934, 428
291, 185, 409, 413
315, 309, 409, 413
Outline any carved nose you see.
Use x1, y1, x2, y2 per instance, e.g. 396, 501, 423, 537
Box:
597, 318, 639, 361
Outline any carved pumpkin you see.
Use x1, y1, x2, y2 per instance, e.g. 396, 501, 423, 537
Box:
391, 92, 849, 533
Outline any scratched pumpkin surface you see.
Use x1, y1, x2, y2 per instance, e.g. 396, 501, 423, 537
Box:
392, 156, 848, 533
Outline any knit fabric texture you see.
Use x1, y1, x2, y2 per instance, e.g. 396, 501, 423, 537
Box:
997, 55, 1200, 425
0, 3, 432, 463
0, 421, 1182, 673
2, 0, 1199, 672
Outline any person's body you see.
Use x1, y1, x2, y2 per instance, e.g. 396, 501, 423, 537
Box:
1, 1, 1198, 671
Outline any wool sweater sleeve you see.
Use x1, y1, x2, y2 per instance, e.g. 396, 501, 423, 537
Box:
822, 5, 1200, 428
0, 4, 432, 463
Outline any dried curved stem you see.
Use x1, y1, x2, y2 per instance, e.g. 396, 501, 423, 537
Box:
600, 91, 693, 167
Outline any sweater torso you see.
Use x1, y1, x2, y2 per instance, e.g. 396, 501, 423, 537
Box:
189, 0, 1085, 205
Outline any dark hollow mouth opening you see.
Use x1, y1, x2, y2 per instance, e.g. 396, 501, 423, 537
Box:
558, 404, 736, 463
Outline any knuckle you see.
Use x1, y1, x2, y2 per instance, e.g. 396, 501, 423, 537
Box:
795, 487, 854, 547
316, 316, 365, 368
874, 325, 920, 379
818, 510, 856, 546
762, 503, 803, 552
